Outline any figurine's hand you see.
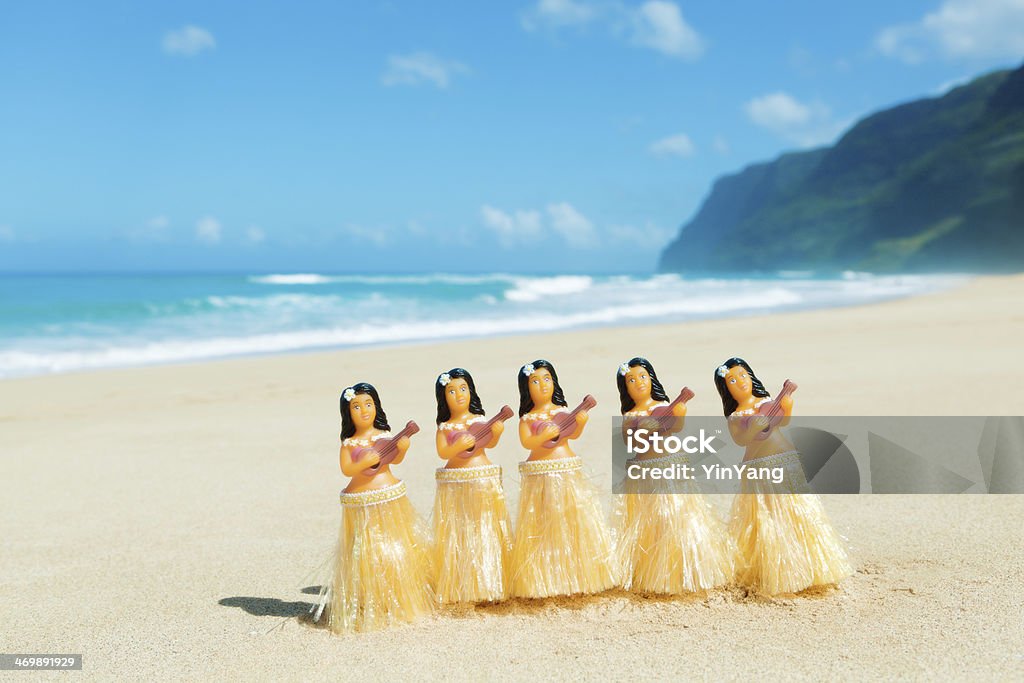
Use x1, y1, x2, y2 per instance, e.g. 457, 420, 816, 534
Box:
397, 436, 411, 452
672, 402, 688, 418
780, 396, 794, 413
456, 434, 476, 451
491, 421, 505, 437
542, 423, 560, 441
575, 411, 589, 426
361, 450, 382, 470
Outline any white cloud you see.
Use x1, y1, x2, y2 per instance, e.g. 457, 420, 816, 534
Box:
522, 0, 596, 30
876, 27, 926, 64
876, 0, 1024, 63
195, 216, 222, 244
547, 202, 596, 247
522, 0, 705, 59
481, 202, 598, 249
712, 134, 730, 155
629, 1, 704, 59
745, 92, 811, 129
342, 224, 391, 247
744, 92, 849, 148
607, 221, 675, 246
649, 133, 696, 158
162, 25, 216, 57
381, 52, 469, 89
480, 205, 543, 247
245, 226, 265, 244
0, 225, 15, 242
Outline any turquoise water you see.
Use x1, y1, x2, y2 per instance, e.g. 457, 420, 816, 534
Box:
0, 272, 964, 377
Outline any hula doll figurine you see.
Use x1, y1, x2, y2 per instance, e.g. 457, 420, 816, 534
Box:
314, 383, 434, 633
431, 368, 515, 604
509, 360, 617, 598
614, 358, 734, 595
715, 358, 852, 595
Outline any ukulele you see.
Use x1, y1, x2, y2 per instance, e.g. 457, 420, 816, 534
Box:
741, 380, 797, 440
444, 405, 515, 458
352, 420, 420, 471
626, 387, 695, 433
530, 395, 597, 449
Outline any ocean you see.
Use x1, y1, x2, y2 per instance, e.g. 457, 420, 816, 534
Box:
0, 272, 965, 378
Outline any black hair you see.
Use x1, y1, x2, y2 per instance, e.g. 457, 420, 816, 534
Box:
517, 359, 568, 417
713, 357, 770, 416
435, 368, 486, 425
340, 382, 390, 439
616, 357, 670, 414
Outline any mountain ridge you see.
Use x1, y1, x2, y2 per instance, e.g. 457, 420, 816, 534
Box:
659, 63, 1024, 273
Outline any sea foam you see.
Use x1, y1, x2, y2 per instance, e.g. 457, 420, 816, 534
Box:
0, 272, 967, 377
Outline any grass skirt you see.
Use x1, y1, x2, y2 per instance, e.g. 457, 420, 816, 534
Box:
510, 457, 617, 598
614, 454, 734, 594
432, 464, 513, 604
730, 451, 852, 595
315, 482, 434, 634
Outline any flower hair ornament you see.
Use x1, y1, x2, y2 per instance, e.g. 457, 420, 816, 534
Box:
438, 373, 452, 386
716, 365, 729, 378
522, 363, 535, 377
618, 362, 630, 376
342, 387, 356, 401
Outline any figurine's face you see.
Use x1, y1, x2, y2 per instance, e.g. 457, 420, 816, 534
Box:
349, 393, 377, 429
624, 365, 652, 403
444, 377, 471, 415
527, 367, 554, 405
723, 365, 753, 401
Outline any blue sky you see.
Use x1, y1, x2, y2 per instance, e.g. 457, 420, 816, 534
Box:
0, 0, 1021, 273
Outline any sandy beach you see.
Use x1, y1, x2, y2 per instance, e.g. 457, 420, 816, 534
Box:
2, 274, 1023, 680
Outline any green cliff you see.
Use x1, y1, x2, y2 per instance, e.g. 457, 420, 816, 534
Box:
659, 63, 1024, 273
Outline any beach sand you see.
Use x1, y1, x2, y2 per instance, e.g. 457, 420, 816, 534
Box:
1, 275, 1022, 680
